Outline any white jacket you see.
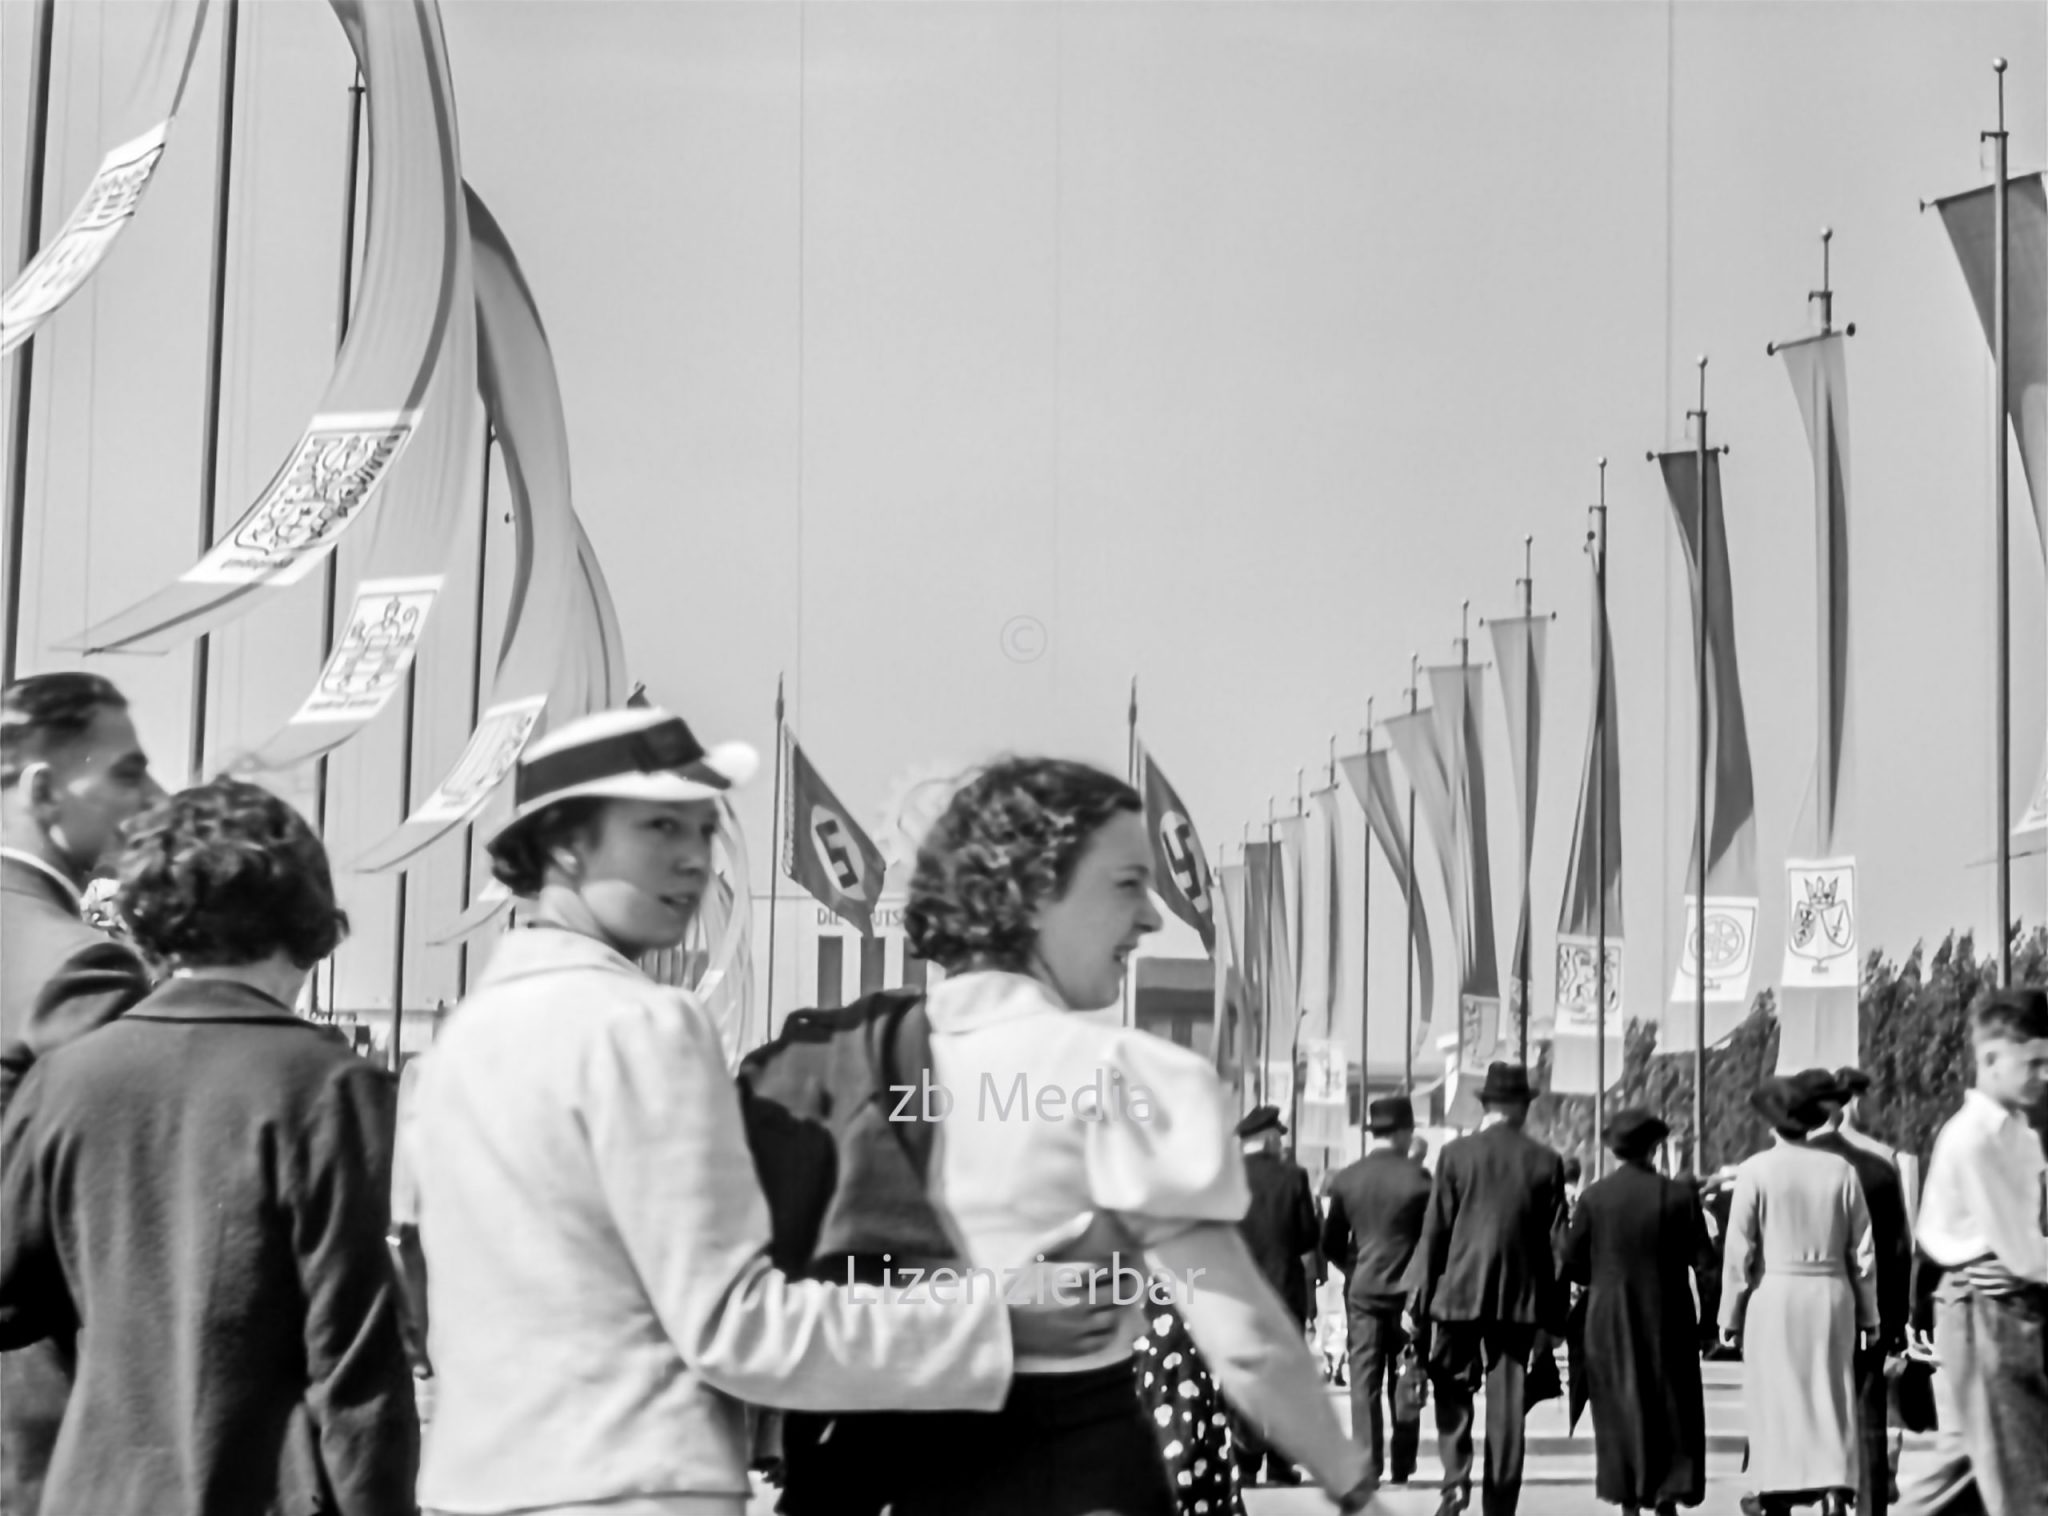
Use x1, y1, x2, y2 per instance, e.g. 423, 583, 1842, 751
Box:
400, 926, 1012, 1513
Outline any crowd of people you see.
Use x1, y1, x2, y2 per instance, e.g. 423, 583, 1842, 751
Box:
0, 667, 2041, 1516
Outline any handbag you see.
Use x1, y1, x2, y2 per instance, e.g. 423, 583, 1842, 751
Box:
1393, 1343, 1430, 1418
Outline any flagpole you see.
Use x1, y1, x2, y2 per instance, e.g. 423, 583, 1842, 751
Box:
454, 424, 493, 1001
188, 0, 242, 782
1, 0, 57, 687
1355, 720, 1370, 1126
1404, 653, 1419, 1096
1253, 798, 1269, 1106
312, 67, 365, 1020
1690, 356, 1710, 1174
765, 675, 785, 1041
1591, 460, 1610, 1178
1125, 676, 1138, 1028
1988, 58, 2013, 986
1517, 535, 1535, 1066
1289, 773, 1306, 1150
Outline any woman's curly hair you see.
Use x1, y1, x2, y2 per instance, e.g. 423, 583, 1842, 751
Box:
486, 797, 608, 898
903, 757, 1141, 973
115, 778, 348, 970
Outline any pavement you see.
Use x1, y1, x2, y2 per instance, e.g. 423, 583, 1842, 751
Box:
742, 1362, 1940, 1514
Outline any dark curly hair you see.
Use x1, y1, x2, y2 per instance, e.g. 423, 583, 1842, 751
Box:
115, 778, 348, 970
903, 758, 1142, 973
486, 797, 608, 897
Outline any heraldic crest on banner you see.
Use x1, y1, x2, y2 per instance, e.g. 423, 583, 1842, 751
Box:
1458, 993, 1501, 1073
1554, 934, 1623, 1033
289, 577, 441, 726
0, 125, 169, 344
1785, 858, 1858, 989
413, 696, 548, 824
1671, 895, 1759, 1003
184, 412, 421, 586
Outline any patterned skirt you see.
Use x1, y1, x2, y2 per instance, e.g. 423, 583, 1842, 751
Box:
1133, 1302, 1249, 1516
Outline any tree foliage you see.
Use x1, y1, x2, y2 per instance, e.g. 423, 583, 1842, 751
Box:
1527, 926, 2047, 1174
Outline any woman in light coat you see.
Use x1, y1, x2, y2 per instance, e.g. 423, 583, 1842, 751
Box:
1718, 1072, 1877, 1516
889, 757, 1377, 1516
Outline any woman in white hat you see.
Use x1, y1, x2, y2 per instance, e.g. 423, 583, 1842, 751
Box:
398, 707, 1122, 1516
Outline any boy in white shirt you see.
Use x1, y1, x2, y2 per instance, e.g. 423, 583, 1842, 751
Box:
1902, 988, 2048, 1516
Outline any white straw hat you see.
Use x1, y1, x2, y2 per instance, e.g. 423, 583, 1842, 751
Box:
485, 706, 757, 850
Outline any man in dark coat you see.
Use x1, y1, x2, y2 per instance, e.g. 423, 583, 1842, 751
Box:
1563, 1108, 1709, 1516
1322, 1095, 1432, 1488
1231, 1104, 1321, 1485
0, 674, 162, 1515
1402, 1062, 1569, 1516
1809, 1068, 1913, 1516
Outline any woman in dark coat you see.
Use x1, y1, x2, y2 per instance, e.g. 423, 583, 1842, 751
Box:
1563, 1108, 1709, 1515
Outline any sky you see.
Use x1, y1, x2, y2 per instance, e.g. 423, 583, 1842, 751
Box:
3, 0, 2045, 1065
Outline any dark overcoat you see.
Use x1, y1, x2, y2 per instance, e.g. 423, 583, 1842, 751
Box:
0, 852, 151, 1516
1563, 1162, 1709, 1508
1239, 1150, 1320, 1323
0, 978, 417, 1516
1402, 1122, 1569, 1331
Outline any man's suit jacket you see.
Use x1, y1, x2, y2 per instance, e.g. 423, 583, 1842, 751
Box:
0, 855, 151, 1112
1402, 1122, 1569, 1331
1809, 1129, 1912, 1351
1239, 1149, 1321, 1323
0, 852, 151, 1516
1321, 1149, 1433, 1312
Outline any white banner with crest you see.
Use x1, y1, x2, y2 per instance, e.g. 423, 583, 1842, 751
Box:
1669, 895, 1759, 1004
411, 696, 548, 824
1783, 858, 1858, 990
287, 576, 442, 726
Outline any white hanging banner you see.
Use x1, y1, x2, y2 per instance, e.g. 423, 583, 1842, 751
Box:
182, 411, 421, 585
1553, 933, 1623, 1035
2018, 763, 2048, 837
1669, 895, 1759, 1004
1297, 1036, 1348, 1149
287, 576, 442, 726
1458, 993, 1501, 1075
1783, 858, 1859, 990
410, 695, 547, 825
0, 124, 171, 352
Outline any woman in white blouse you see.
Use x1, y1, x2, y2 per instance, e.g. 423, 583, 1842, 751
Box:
893, 757, 1376, 1516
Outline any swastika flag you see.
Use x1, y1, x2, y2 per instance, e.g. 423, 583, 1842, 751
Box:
1138, 743, 1217, 953
782, 729, 888, 935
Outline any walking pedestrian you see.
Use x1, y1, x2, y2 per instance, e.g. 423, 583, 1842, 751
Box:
1719, 1072, 1877, 1516
1563, 1108, 1708, 1516
1896, 988, 2048, 1516
0, 673, 164, 1514
1401, 1062, 1570, 1516
1231, 1104, 1323, 1487
1322, 1095, 1431, 1490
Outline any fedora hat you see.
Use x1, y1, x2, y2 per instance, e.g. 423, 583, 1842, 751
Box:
1235, 1105, 1285, 1140
1750, 1072, 1833, 1135
485, 706, 758, 850
1367, 1095, 1416, 1136
1478, 1062, 1534, 1106
1602, 1107, 1670, 1161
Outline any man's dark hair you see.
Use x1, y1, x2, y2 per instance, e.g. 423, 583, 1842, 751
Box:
1562, 1157, 1583, 1184
116, 778, 347, 970
904, 758, 1143, 973
487, 797, 609, 898
1972, 987, 2048, 1046
1, 672, 128, 785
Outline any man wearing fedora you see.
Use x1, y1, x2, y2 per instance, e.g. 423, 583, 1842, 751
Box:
1230, 1103, 1322, 1486
1809, 1069, 1912, 1516
1401, 1062, 1569, 1516
1322, 1094, 1432, 1489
